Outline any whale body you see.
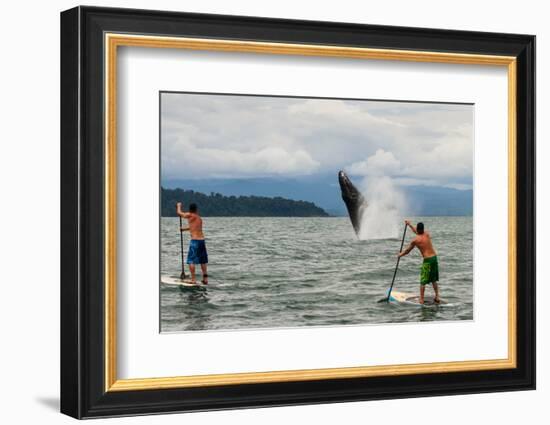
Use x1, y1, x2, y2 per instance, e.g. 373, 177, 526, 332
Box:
338, 170, 367, 235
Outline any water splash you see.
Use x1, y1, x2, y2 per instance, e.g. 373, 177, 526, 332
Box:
358, 176, 406, 240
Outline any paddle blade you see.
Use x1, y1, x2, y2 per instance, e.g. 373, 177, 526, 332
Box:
377, 294, 396, 303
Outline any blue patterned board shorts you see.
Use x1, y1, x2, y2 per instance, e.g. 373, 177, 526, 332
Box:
187, 239, 208, 264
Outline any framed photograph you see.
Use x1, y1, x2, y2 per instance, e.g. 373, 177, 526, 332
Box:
60, 6, 535, 419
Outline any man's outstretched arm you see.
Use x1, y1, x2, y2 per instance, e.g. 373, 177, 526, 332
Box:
176, 202, 190, 218
405, 220, 417, 234
398, 241, 416, 257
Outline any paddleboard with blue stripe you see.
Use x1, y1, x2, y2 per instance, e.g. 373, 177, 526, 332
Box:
382, 291, 449, 306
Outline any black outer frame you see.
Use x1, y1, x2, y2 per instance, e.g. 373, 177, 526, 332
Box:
60, 6, 535, 419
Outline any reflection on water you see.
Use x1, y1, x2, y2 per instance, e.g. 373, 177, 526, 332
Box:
160, 217, 473, 332
177, 289, 211, 331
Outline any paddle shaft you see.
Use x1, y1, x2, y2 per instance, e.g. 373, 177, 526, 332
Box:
387, 223, 408, 301
178, 212, 186, 279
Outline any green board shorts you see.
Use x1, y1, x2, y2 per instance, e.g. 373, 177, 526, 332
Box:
420, 255, 439, 285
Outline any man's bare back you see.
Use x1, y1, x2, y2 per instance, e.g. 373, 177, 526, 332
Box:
176, 203, 205, 240
412, 232, 437, 259
397, 220, 436, 258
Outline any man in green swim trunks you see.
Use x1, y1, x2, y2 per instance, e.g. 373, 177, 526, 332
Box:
398, 220, 441, 304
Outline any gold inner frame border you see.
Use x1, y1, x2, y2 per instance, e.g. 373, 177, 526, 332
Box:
104, 33, 517, 392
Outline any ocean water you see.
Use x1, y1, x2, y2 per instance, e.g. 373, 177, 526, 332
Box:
160, 216, 473, 332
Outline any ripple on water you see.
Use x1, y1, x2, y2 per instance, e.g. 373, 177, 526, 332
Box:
160, 216, 473, 332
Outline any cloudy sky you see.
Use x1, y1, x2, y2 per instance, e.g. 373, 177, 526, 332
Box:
160, 92, 473, 190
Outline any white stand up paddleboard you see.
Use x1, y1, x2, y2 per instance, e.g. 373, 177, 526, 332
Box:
161, 275, 207, 288
387, 291, 446, 306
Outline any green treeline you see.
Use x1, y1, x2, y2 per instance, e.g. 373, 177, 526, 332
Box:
161, 187, 329, 217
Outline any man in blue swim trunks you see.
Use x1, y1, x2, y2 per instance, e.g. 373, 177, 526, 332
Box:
176, 202, 208, 284
398, 220, 440, 304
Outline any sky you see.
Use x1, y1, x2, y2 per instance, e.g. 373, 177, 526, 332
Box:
160, 92, 473, 191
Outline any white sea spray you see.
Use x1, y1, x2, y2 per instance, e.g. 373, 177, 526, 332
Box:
358, 176, 406, 240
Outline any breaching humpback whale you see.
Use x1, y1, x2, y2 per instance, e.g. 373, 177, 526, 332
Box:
338, 170, 367, 235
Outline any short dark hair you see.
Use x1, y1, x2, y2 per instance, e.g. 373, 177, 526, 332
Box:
417, 222, 424, 234
189, 203, 198, 213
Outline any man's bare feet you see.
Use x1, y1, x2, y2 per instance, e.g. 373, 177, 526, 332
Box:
434, 297, 441, 304
201, 274, 208, 285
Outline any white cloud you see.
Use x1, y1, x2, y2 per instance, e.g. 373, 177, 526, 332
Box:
161, 93, 473, 187
345, 142, 472, 188
346, 149, 401, 176
162, 138, 319, 179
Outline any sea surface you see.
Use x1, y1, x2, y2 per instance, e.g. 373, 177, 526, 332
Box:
160, 217, 473, 332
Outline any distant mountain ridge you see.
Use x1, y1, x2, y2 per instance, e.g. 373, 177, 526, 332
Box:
163, 176, 473, 216
161, 188, 329, 217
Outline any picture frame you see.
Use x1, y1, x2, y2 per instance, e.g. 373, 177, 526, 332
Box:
60, 5, 535, 419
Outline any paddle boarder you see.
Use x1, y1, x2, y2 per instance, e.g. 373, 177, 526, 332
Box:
176, 202, 208, 284
397, 220, 440, 304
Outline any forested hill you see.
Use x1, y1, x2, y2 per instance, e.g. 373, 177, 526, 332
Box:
161, 188, 330, 217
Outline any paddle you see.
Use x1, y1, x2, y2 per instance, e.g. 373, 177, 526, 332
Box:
379, 222, 408, 303
178, 203, 186, 280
